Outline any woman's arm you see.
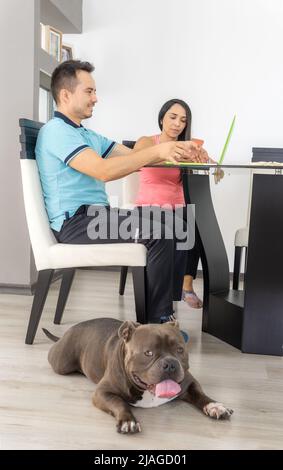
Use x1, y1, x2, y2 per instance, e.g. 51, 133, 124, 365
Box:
134, 136, 168, 166
134, 136, 154, 151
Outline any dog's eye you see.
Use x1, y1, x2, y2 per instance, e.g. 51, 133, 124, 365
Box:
144, 350, 153, 356
177, 347, 184, 354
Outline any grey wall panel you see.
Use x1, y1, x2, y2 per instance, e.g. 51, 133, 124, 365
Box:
0, 0, 38, 285
41, 0, 82, 33
0, 0, 82, 288
39, 48, 59, 77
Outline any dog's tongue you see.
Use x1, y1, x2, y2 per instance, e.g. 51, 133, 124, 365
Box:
155, 380, 181, 398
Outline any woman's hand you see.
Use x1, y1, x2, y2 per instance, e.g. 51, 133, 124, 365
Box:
154, 140, 225, 182
213, 167, 225, 184
205, 156, 225, 184
181, 144, 225, 183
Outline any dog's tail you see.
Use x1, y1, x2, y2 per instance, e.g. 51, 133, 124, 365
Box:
42, 328, 60, 342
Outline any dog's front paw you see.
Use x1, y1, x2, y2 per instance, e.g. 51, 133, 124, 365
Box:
117, 419, 142, 434
203, 402, 233, 420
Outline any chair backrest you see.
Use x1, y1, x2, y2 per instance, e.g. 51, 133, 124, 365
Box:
121, 140, 141, 208
19, 118, 57, 270
122, 140, 136, 150
243, 147, 283, 230
252, 147, 283, 163
19, 118, 44, 159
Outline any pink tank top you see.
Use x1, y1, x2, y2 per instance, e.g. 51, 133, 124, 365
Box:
135, 135, 185, 207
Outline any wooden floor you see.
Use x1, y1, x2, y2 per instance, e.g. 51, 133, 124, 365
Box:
1, 269, 283, 450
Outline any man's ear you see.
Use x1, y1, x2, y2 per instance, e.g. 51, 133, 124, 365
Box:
118, 321, 140, 342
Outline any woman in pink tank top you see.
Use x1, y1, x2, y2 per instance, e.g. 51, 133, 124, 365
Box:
135, 99, 203, 308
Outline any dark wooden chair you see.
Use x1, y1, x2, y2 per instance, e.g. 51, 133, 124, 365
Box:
233, 147, 283, 289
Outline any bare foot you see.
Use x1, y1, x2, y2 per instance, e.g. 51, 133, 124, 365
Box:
182, 290, 203, 309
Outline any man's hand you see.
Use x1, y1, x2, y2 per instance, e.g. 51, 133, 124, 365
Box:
178, 142, 210, 163
156, 141, 210, 164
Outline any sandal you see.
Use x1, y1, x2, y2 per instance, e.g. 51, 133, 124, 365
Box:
182, 290, 203, 309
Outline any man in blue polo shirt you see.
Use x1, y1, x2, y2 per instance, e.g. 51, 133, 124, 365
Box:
36, 108, 116, 232
36, 59, 202, 326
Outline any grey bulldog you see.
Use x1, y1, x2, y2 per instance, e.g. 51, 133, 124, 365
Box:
43, 318, 233, 434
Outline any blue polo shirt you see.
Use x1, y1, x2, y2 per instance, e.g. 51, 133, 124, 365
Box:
35, 111, 116, 231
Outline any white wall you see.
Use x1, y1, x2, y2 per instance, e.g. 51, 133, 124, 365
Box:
64, 0, 283, 269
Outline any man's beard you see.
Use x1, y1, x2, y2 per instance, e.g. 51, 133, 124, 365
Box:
76, 106, 93, 120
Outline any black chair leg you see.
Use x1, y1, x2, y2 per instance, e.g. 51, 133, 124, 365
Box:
132, 267, 147, 324
119, 266, 128, 295
243, 247, 248, 289
54, 268, 76, 325
233, 246, 243, 290
25, 269, 54, 345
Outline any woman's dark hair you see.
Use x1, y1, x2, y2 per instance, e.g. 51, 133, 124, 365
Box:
51, 60, 95, 104
158, 99, 192, 140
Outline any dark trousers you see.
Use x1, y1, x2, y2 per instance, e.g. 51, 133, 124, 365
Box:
182, 210, 200, 280
186, 244, 200, 279
136, 206, 200, 279
53, 205, 193, 323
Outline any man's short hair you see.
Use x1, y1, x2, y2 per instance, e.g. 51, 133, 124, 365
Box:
51, 60, 95, 104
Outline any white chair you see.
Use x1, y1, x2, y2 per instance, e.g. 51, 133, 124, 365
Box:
19, 120, 147, 344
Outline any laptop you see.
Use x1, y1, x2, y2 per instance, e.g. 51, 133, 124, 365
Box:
217, 114, 236, 165
165, 114, 236, 166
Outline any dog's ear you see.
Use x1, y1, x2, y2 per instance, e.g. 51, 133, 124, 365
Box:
165, 320, 180, 329
118, 321, 140, 342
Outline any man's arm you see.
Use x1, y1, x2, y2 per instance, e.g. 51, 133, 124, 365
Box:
108, 143, 133, 157
68, 140, 194, 182
69, 146, 160, 182
106, 142, 153, 157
